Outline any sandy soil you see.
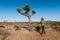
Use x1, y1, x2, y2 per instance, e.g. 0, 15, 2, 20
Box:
0, 25, 60, 40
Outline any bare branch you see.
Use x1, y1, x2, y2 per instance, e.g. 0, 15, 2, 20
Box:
20, 11, 30, 17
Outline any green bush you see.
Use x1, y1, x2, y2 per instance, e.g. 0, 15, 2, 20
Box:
35, 26, 41, 32
14, 26, 21, 30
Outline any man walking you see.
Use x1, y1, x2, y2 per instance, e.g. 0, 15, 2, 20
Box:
40, 17, 46, 35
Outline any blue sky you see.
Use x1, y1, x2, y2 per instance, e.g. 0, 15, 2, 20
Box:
0, 0, 60, 22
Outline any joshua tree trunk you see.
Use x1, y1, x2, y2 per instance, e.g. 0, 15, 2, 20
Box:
28, 17, 31, 31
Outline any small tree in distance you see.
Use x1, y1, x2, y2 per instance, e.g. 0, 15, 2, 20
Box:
16, 4, 35, 31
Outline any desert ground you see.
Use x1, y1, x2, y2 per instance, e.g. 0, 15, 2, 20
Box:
0, 22, 60, 40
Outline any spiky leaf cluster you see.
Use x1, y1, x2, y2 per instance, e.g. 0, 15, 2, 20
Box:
32, 10, 35, 14
16, 8, 21, 13
23, 5, 30, 12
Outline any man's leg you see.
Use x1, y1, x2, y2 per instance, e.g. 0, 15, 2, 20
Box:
44, 28, 46, 34
42, 26, 46, 34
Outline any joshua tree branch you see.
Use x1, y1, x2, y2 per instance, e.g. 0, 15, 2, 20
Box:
19, 11, 30, 17
30, 13, 34, 17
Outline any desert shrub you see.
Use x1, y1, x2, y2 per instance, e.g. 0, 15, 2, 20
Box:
0, 26, 5, 28
55, 26, 60, 32
35, 26, 41, 32
37, 22, 40, 24
14, 26, 21, 30
51, 23, 57, 26
52, 26, 60, 32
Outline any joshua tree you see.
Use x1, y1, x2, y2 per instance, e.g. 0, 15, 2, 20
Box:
16, 4, 35, 31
